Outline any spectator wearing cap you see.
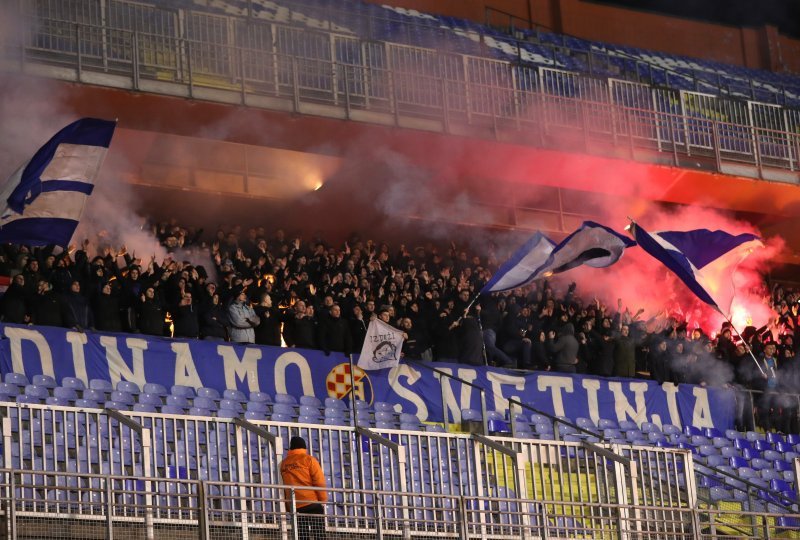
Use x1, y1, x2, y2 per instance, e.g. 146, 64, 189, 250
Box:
280, 436, 327, 540
228, 289, 259, 344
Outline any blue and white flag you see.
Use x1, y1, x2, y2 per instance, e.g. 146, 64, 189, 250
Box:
630, 222, 762, 313
0, 118, 117, 246
533, 221, 636, 278
481, 231, 555, 293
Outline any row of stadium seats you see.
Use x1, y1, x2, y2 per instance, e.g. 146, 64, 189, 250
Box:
1, 371, 797, 514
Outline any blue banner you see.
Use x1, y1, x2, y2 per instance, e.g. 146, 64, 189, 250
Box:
0, 323, 736, 430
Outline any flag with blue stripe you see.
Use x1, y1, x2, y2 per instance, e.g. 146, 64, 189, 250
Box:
630, 222, 762, 313
481, 231, 556, 293
532, 221, 636, 278
0, 118, 116, 246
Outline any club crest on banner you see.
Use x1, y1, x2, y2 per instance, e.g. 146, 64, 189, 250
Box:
325, 362, 373, 404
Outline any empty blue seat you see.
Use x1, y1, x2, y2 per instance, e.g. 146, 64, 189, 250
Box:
249, 391, 272, 403
299, 395, 322, 407
110, 390, 135, 406
734, 439, 753, 451
104, 400, 129, 410
729, 456, 748, 469
247, 401, 268, 413
24, 384, 49, 400
89, 379, 113, 393
374, 401, 394, 412
53, 387, 78, 401
324, 398, 346, 409
75, 398, 101, 408
273, 403, 296, 416
774, 459, 793, 472
742, 448, 761, 461
5, 373, 29, 387
754, 439, 772, 452
45, 396, 71, 407
133, 403, 157, 413
32, 374, 57, 389
217, 409, 239, 419
684, 426, 703, 437
193, 397, 218, 411
461, 409, 482, 422
219, 399, 243, 412
597, 418, 618, 430
197, 387, 220, 400
143, 383, 168, 397
161, 405, 185, 415
619, 420, 638, 431
0, 382, 21, 397
275, 393, 297, 405
166, 395, 190, 408
189, 407, 212, 417
82, 388, 105, 402
116, 380, 140, 395
661, 424, 681, 435
138, 393, 163, 407
171, 385, 196, 399
767, 432, 785, 445
223, 389, 247, 403
244, 411, 268, 421
725, 429, 743, 440
775, 441, 794, 453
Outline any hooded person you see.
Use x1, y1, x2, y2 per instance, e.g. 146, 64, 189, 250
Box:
546, 322, 579, 373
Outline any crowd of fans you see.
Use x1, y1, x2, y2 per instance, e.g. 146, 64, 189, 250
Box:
0, 221, 798, 432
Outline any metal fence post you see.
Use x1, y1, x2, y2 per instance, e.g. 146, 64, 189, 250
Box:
458, 495, 469, 539
75, 24, 82, 83
105, 477, 114, 540
291, 57, 300, 113
141, 427, 154, 540
375, 494, 383, 540
290, 489, 299, 540
198, 481, 209, 540
711, 120, 722, 171
8, 471, 16, 540
132, 31, 140, 91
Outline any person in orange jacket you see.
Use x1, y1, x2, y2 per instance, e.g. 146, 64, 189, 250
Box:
280, 436, 327, 539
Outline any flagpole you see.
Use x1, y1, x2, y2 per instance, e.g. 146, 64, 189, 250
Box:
718, 310, 767, 378
348, 353, 359, 427
347, 353, 366, 513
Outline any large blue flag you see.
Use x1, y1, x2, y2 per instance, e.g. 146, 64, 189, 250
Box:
0, 118, 117, 246
630, 222, 761, 313
533, 221, 636, 278
481, 231, 555, 293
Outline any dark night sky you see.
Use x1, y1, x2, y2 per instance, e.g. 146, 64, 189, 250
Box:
592, 0, 800, 37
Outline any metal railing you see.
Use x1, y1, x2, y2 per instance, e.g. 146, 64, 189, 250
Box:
2, 8, 800, 182
0, 468, 799, 539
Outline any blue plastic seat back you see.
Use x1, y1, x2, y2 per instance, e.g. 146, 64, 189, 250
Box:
61, 377, 86, 392
171, 385, 196, 399
32, 374, 57, 389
